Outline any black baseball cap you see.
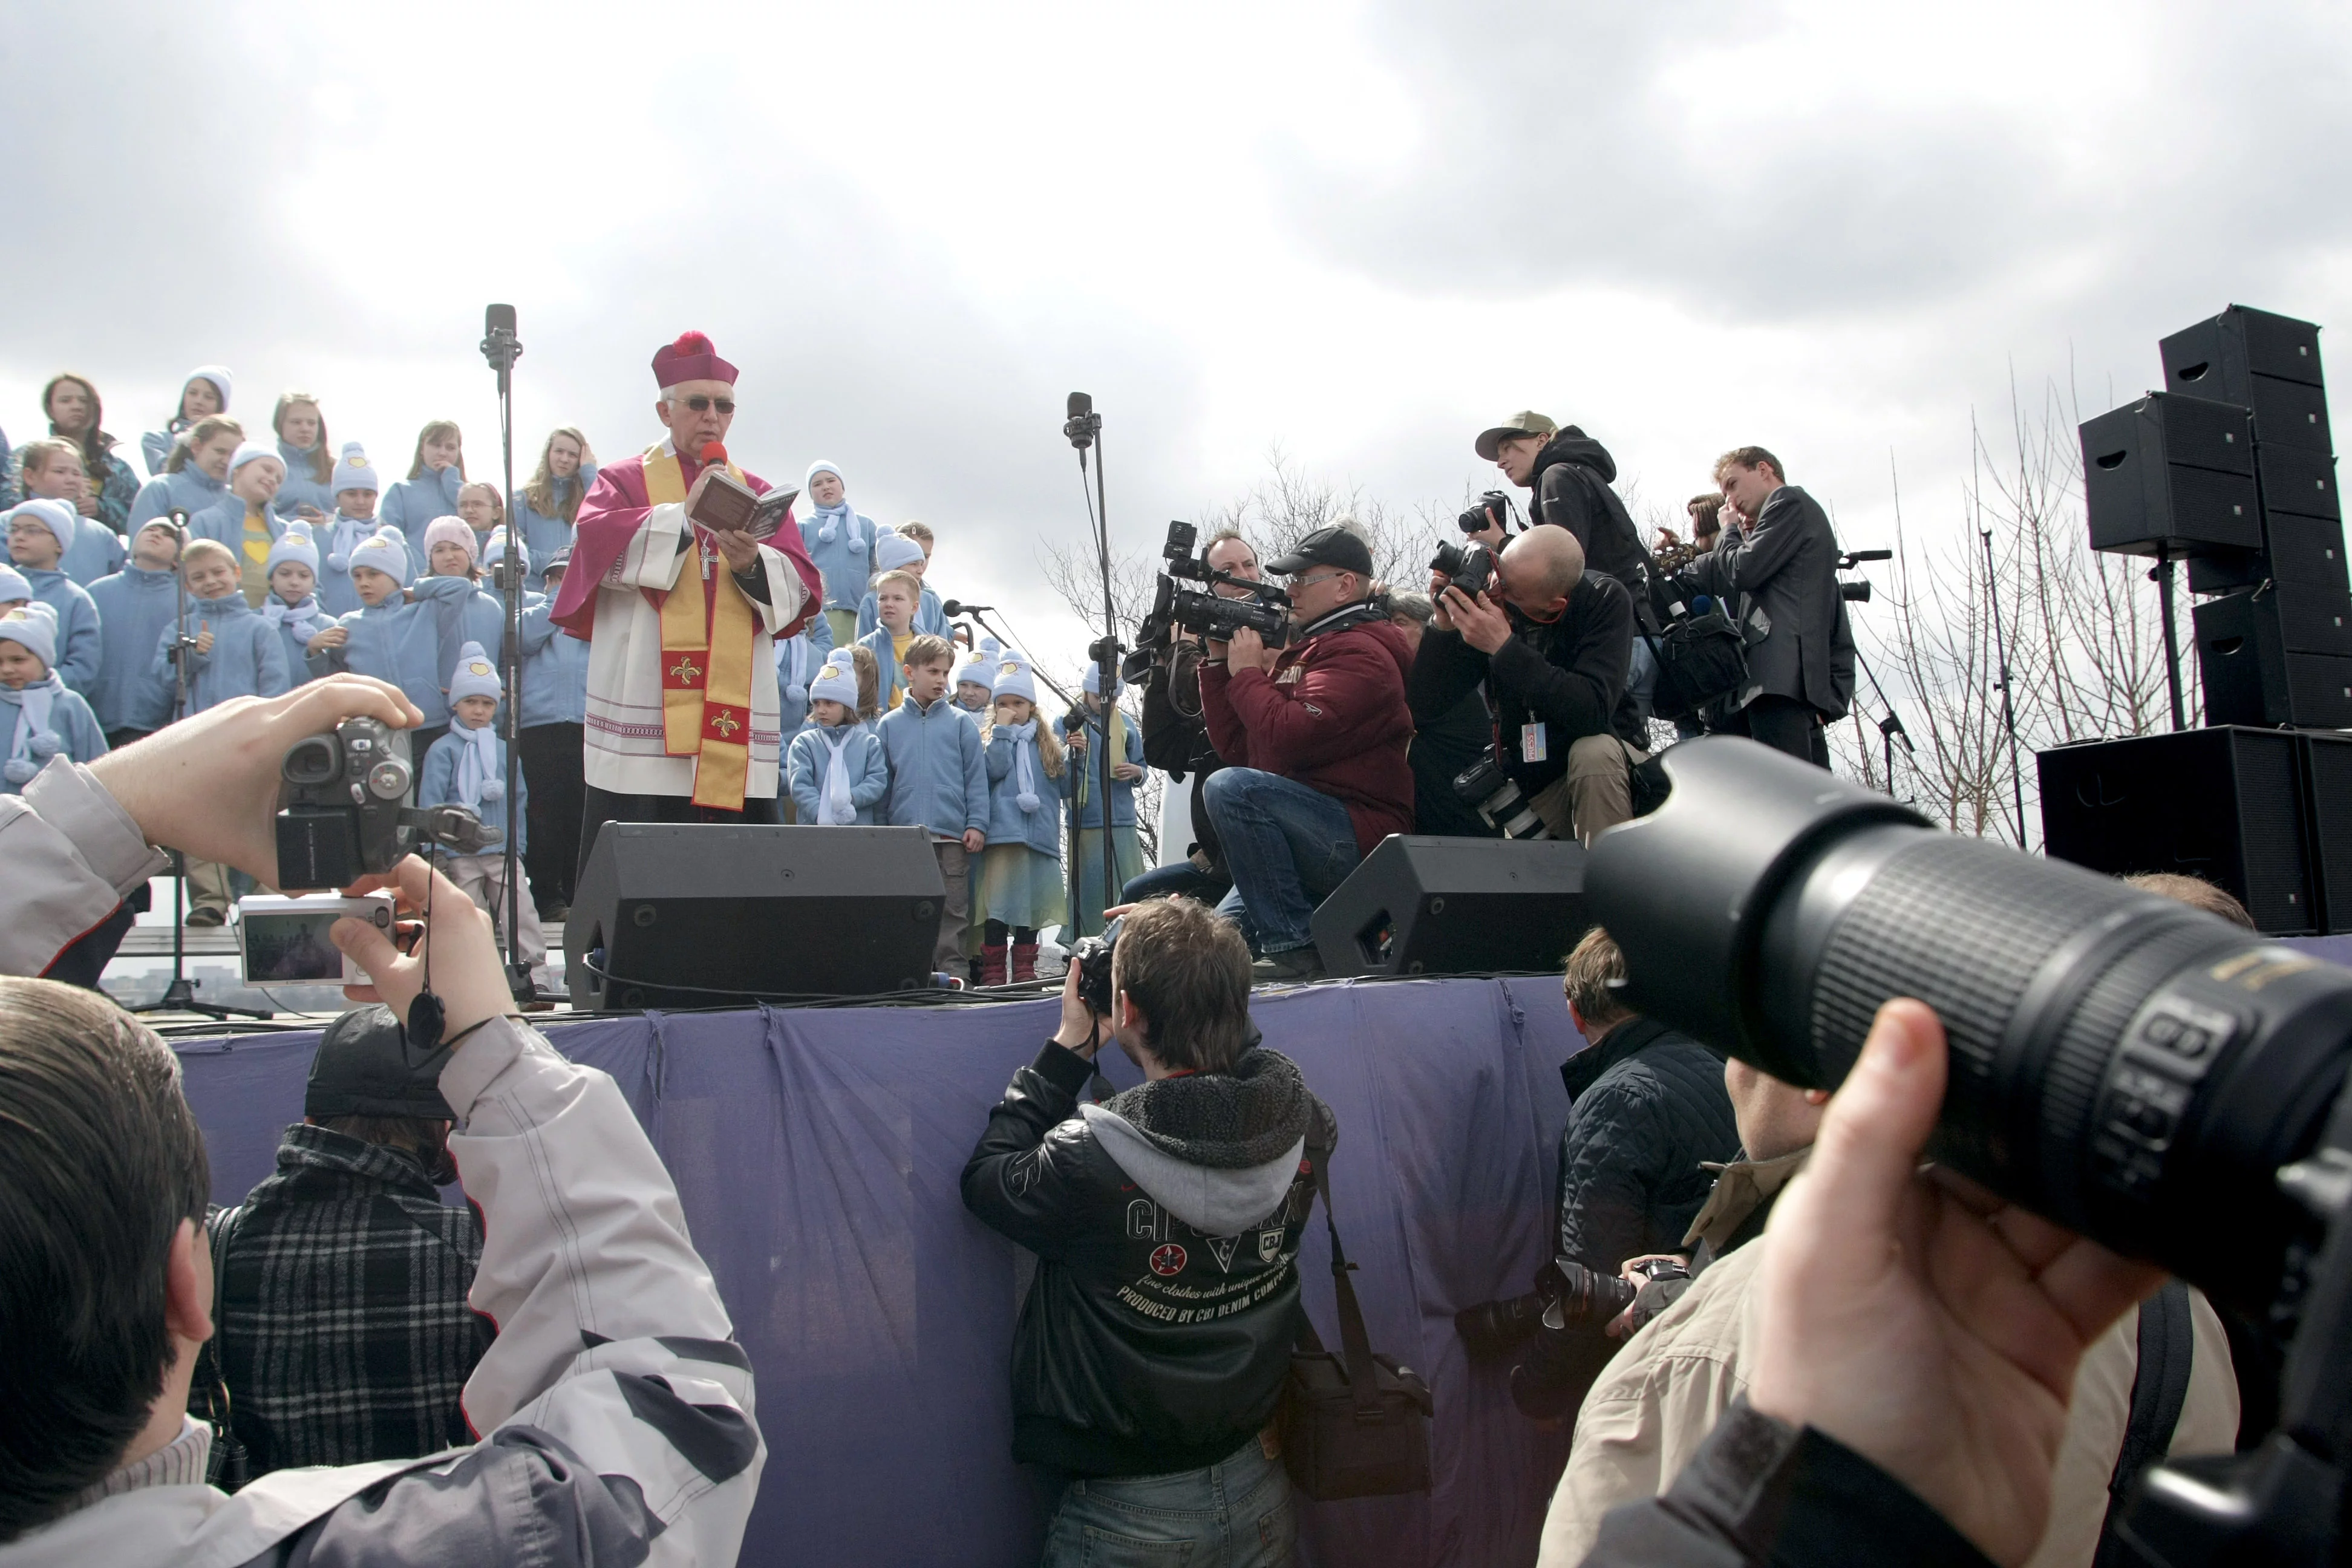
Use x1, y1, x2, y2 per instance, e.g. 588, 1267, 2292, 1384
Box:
1267, 524, 1375, 578
305, 1004, 456, 1120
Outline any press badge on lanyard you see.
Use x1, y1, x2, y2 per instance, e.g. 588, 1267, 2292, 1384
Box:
1521, 722, 1548, 763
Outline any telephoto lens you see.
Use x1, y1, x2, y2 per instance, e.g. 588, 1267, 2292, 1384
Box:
1585, 737, 2352, 1313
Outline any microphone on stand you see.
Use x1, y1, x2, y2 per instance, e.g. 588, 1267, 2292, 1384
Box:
941, 599, 994, 616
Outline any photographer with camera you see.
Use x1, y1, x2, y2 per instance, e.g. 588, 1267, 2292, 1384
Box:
1467, 927, 1737, 1425
1198, 523, 1415, 982
1126, 529, 1261, 908
961, 896, 1338, 1565
1475, 411, 1653, 608
1410, 524, 1651, 845
0, 846, 763, 1560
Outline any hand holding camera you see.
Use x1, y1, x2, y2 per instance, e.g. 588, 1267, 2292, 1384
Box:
333, 854, 519, 1049
89, 675, 425, 892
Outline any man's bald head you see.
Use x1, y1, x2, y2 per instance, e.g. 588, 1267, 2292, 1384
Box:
1498, 523, 1585, 618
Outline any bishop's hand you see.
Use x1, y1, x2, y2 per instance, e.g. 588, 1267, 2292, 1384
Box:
713, 528, 761, 573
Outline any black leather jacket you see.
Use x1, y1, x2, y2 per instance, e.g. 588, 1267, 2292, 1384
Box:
961, 1040, 1338, 1477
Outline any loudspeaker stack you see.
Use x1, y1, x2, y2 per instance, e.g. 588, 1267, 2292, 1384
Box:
2051, 306, 2351, 930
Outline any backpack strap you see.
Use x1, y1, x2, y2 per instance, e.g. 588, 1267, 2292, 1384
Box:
2095, 1279, 2196, 1564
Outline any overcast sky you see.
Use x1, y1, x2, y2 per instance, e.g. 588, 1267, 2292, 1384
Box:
3, 0, 2345, 674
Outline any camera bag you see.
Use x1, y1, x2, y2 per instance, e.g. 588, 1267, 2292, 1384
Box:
1278, 1155, 1434, 1500
1646, 610, 1749, 722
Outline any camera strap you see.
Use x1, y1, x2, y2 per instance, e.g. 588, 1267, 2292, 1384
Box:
1295, 1149, 1383, 1422
2096, 1279, 2195, 1564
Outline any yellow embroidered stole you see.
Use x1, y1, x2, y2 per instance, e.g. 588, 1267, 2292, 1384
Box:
644, 446, 759, 810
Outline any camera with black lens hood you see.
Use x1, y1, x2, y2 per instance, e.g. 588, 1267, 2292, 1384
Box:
1586, 736, 2352, 1559
1454, 1254, 1689, 1419
1131, 521, 1291, 664
275, 717, 499, 890
1429, 539, 1498, 601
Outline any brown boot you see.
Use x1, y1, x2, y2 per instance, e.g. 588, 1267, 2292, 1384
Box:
979, 944, 1010, 987
1011, 942, 1039, 982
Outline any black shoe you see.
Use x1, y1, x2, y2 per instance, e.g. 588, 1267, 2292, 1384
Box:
185, 907, 226, 929
1250, 947, 1325, 984
540, 901, 569, 923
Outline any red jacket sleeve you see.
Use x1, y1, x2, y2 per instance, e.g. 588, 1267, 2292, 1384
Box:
1220, 636, 1405, 777
1198, 657, 1252, 770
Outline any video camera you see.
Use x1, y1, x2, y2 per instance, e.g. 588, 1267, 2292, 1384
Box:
1838, 547, 1890, 604
1131, 521, 1290, 669
275, 717, 500, 890
1588, 737, 2352, 1560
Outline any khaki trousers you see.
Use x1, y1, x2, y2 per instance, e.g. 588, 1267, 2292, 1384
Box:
1527, 735, 1650, 847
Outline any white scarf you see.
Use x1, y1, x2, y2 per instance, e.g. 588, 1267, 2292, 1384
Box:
263, 593, 325, 646
813, 501, 863, 550
819, 726, 857, 823
999, 720, 1042, 812
454, 724, 504, 808
777, 635, 812, 705
4, 676, 60, 785
325, 514, 371, 572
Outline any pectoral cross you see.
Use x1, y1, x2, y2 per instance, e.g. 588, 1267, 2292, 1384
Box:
701, 537, 717, 582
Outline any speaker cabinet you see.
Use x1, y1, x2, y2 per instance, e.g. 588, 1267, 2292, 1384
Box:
2258, 445, 2341, 522
2301, 732, 2352, 934
1310, 835, 1592, 979
2038, 729, 2314, 935
2082, 394, 2261, 557
2195, 587, 2352, 730
567, 823, 944, 1009
2162, 305, 2325, 395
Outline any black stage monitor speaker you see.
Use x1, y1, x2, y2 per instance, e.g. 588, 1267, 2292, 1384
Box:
1310, 835, 1592, 979
2038, 729, 2314, 935
2302, 732, 2352, 935
567, 823, 945, 1009
2080, 393, 2260, 557
2194, 587, 2352, 727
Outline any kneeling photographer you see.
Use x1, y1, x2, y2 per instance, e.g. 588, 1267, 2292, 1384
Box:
1409, 524, 1651, 846
961, 897, 1338, 1565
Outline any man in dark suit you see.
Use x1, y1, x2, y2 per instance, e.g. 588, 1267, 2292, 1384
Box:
1680, 447, 1854, 766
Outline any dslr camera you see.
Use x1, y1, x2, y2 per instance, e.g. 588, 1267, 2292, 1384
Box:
1589, 736, 2352, 1560
1429, 538, 1498, 601
1132, 521, 1291, 662
1458, 489, 1512, 535
1452, 750, 1550, 841
1455, 1254, 1689, 1419
276, 717, 500, 890
1070, 916, 1123, 1017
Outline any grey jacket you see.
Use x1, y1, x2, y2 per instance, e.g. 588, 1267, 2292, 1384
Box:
1682, 485, 1855, 720
0, 776, 767, 1568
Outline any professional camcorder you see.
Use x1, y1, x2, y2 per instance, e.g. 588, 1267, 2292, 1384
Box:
275, 717, 500, 890
1132, 521, 1290, 661
1588, 736, 2352, 1561
1429, 538, 1498, 601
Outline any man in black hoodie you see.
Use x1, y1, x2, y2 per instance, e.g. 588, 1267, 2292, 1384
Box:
962, 895, 1338, 1566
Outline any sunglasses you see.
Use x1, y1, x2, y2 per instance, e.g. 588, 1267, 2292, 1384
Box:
676, 396, 736, 414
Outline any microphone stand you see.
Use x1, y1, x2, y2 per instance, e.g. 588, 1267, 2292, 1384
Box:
133, 509, 267, 1021
1065, 397, 1120, 933
1979, 526, 2030, 847
2148, 544, 2187, 733
480, 310, 534, 1005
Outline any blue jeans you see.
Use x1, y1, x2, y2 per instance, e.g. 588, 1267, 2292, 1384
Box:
1201, 767, 1361, 955
1040, 1436, 1296, 1567
1122, 860, 1233, 908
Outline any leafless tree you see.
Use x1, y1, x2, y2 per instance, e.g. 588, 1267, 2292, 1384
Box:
1829, 373, 2194, 844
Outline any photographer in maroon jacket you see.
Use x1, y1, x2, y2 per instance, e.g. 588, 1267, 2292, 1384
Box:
1197, 524, 1416, 983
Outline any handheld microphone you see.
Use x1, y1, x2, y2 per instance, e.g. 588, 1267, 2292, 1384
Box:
701, 441, 728, 468
941, 599, 994, 616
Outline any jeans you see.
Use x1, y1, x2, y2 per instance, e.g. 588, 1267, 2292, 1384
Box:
1201, 767, 1361, 955
1040, 1435, 1295, 1568
1122, 859, 1232, 909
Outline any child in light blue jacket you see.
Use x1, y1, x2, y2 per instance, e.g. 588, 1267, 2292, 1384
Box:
316, 442, 382, 615
379, 422, 465, 542
0, 604, 107, 796
85, 519, 183, 741
973, 650, 1065, 984
787, 650, 889, 826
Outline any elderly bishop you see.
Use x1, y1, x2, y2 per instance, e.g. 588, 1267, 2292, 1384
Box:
552, 330, 823, 880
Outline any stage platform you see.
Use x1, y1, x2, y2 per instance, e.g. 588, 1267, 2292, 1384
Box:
178, 975, 1581, 1568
